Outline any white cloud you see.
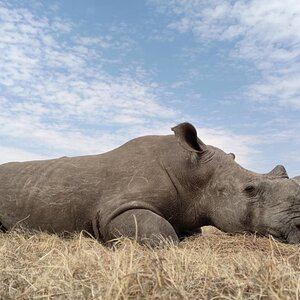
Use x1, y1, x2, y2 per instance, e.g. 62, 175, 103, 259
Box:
0, 1, 258, 169
76, 36, 114, 49
0, 146, 48, 164
248, 74, 300, 108
152, 0, 300, 109
0, 2, 177, 158
197, 127, 258, 167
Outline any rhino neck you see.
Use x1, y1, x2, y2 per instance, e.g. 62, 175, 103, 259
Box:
159, 157, 211, 231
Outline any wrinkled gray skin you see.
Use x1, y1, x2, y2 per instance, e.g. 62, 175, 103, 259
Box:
1, 122, 300, 246
293, 176, 300, 184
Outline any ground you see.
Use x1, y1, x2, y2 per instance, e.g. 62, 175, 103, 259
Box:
0, 227, 299, 299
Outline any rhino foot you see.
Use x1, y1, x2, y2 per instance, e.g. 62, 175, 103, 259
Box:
103, 209, 179, 247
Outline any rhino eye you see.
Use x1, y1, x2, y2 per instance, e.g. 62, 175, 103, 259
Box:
244, 185, 257, 196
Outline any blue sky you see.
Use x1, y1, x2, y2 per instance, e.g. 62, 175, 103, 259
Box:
0, 0, 300, 176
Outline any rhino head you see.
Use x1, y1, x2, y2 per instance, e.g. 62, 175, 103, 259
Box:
171, 123, 300, 244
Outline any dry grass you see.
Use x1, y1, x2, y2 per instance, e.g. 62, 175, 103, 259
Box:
1, 227, 300, 299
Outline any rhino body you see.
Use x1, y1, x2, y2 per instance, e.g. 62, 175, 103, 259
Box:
293, 176, 300, 184
1, 123, 300, 245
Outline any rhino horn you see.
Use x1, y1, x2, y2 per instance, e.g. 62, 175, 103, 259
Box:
267, 165, 289, 179
172, 122, 206, 153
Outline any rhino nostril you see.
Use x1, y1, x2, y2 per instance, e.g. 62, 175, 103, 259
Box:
295, 224, 300, 232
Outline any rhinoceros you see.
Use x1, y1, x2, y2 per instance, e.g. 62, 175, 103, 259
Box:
0, 122, 300, 245
293, 176, 300, 184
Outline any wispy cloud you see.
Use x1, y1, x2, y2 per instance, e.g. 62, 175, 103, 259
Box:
0, 2, 177, 156
0, 146, 48, 164
151, 0, 300, 109
197, 127, 259, 167
0, 1, 262, 169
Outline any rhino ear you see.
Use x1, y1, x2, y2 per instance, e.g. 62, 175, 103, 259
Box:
267, 165, 289, 179
171, 122, 205, 152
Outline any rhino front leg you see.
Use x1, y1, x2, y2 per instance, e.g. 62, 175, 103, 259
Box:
103, 209, 179, 246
